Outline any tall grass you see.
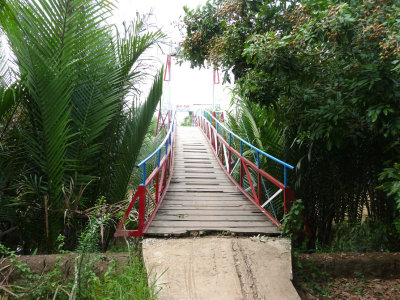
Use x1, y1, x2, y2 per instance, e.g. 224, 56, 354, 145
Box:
0, 207, 157, 299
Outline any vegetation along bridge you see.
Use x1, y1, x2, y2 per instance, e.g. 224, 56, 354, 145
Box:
114, 111, 302, 237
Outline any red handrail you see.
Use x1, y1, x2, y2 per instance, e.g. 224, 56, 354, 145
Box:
196, 113, 295, 226
114, 112, 176, 237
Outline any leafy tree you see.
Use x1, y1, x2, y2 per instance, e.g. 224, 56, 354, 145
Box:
0, 0, 165, 252
180, 0, 400, 248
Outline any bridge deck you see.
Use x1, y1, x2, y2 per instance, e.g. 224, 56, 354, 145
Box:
146, 126, 279, 236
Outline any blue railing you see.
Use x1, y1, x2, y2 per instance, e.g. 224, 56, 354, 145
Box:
201, 110, 294, 187
137, 111, 176, 185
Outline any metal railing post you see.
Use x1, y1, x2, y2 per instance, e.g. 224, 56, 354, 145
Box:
284, 166, 287, 187
142, 164, 146, 185
137, 185, 146, 235
228, 133, 232, 173
257, 152, 261, 204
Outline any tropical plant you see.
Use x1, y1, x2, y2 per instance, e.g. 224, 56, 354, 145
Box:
224, 94, 287, 220
0, 206, 157, 300
0, 0, 165, 252
180, 0, 400, 248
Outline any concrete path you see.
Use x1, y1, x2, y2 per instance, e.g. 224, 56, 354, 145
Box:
142, 237, 300, 300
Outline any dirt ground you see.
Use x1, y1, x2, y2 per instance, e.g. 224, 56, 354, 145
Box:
294, 252, 400, 299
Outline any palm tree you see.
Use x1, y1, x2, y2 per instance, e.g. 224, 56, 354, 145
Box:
226, 97, 287, 219
0, 0, 165, 252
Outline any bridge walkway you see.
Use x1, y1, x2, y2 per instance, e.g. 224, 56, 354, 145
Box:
146, 126, 279, 236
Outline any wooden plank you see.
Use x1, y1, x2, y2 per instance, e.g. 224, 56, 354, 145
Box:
146, 226, 279, 235
170, 178, 230, 183
159, 202, 253, 207
151, 220, 274, 226
173, 172, 226, 176
145, 126, 279, 235
163, 199, 250, 204
170, 181, 233, 185
174, 158, 211, 160
177, 183, 234, 187
156, 209, 264, 216
161, 200, 253, 206
174, 163, 213, 166
158, 205, 259, 210
173, 166, 220, 170
152, 215, 268, 221
166, 188, 240, 192
174, 160, 211, 163
163, 197, 250, 202
164, 193, 244, 197
174, 162, 212, 165
173, 170, 222, 173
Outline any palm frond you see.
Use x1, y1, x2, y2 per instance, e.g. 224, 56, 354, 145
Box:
0, 0, 115, 213
109, 68, 163, 203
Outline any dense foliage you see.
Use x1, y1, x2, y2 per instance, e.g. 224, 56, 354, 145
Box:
180, 0, 400, 248
0, 0, 164, 252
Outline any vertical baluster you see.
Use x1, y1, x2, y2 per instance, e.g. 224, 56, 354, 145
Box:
142, 164, 146, 185
240, 141, 243, 187
138, 185, 145, 235
228, 133, 232, 173
283, 166, 287, 214
257, 152, 261, 205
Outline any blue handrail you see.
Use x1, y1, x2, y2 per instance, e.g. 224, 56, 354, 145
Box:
137, 111, 176, 184
200, 110, 294, 187
202, 111, 294, 170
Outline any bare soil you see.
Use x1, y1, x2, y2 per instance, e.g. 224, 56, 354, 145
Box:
294, 252, 400, 299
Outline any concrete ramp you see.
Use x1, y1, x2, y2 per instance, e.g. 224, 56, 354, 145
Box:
142, 237, 300, 300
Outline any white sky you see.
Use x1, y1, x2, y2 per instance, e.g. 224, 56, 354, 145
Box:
111, 0, 233, 112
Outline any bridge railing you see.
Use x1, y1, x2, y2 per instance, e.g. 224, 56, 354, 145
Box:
196, 110, 296, 225
114, 111, 176, 237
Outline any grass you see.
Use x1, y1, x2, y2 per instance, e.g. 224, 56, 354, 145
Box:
87, 254, 158, 300
1, 209, 159, 299
1, 243, 158, 300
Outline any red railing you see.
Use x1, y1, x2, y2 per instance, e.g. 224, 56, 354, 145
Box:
155, 110, 171, 136
196, 111, 297, 226
114, 112, 176, 237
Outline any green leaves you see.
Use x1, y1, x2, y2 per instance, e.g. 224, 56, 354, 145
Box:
181, 0, 400, 248
0, 0, 164, 251
109, 68, 163, 204
379, 163, 400, 208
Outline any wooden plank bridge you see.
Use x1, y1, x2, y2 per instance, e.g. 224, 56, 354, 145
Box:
114, 111, 299, 238
114, 112, 302, 300
146, 127, 279, 235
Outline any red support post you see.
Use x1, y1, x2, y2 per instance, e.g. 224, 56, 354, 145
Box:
155, 173, 160, 204
221, 139, 224, 166
240, 160, 244, 187
216, 135, 219, 157
242, 161, 259, 204
164, 55, 172, 81
137, 185, 146, 234
257, 172, 262, 205
283, 187, 288, 215
228, 149, 232, 174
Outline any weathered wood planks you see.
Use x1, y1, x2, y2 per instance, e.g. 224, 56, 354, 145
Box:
145, 126, 279, 236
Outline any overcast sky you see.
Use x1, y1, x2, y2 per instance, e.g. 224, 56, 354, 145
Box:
111, 0, 232, 112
